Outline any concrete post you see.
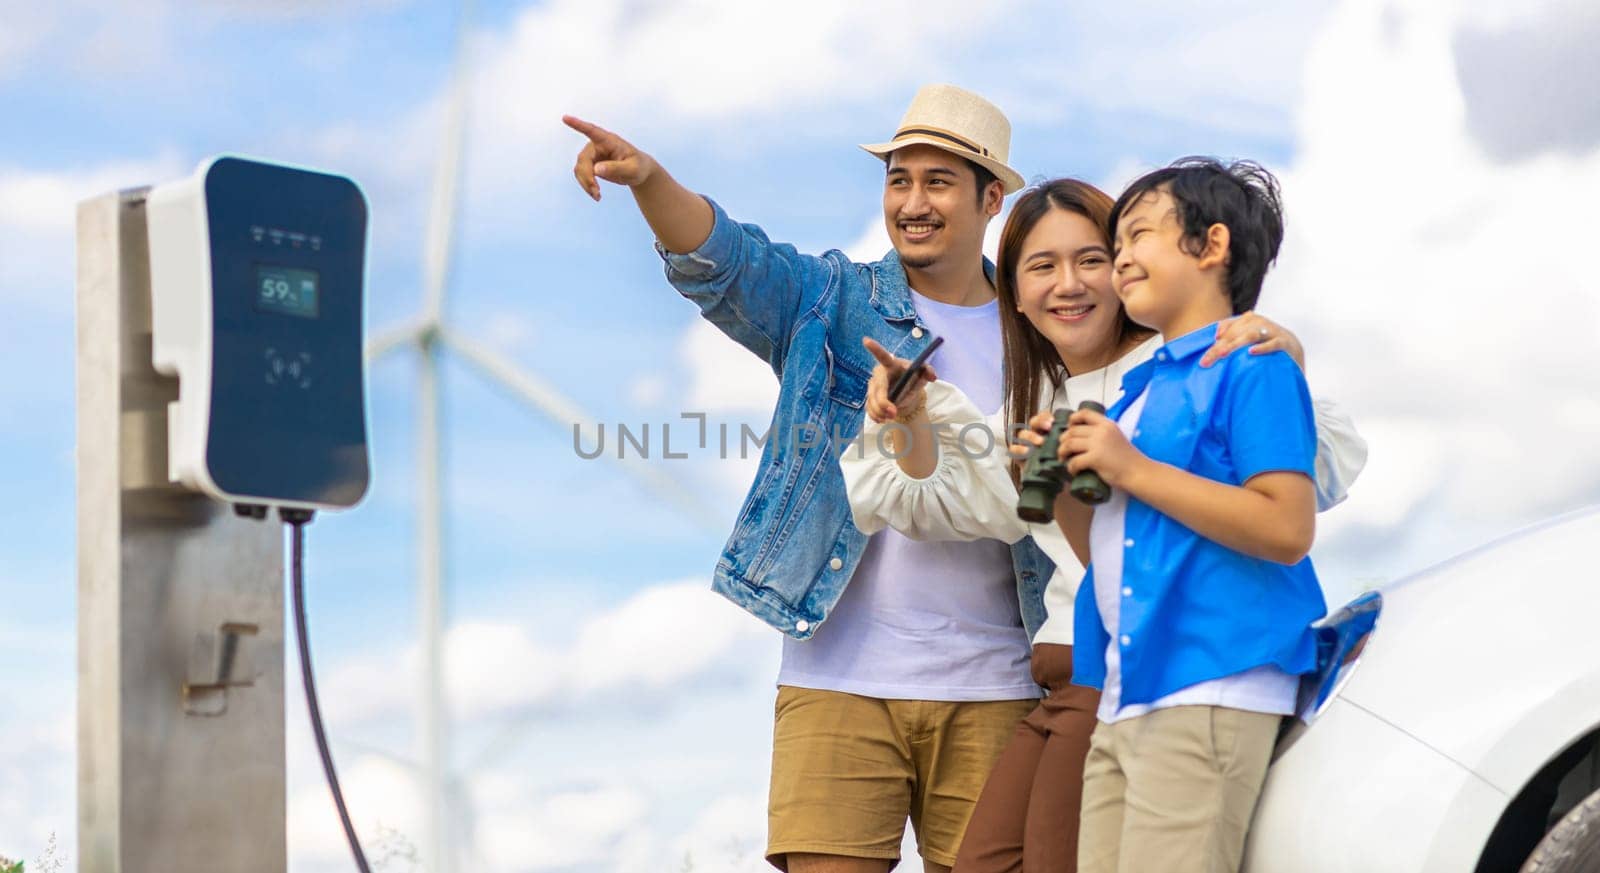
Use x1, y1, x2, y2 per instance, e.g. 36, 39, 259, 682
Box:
76, 189, 286, 872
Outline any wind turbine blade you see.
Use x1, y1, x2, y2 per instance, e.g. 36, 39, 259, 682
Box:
421, 0, 475, 321
437, 328, 586, 422
462, 709, 544, 777
365, 319, 429, 362
437, 327, 725, 532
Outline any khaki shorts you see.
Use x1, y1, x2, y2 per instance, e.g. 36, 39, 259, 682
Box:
766, 686, 1036, 870
1078, 705, 1282, 873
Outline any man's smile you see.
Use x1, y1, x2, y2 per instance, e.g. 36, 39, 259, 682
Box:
898, 219, 943, 243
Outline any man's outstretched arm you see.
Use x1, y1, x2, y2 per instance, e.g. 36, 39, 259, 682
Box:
564, 115, 712, 254
562, 114, 834, 374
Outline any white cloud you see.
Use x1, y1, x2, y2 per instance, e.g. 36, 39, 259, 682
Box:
1451, 0, 1592, 31
1452, 0, 1600, 161
455, 0, 1025, 226
292, 0, 1347, 285
288, 754, 424, 863
569, 581, 760, 691
680, 318, 778, 414
319, 579, 768, 726
288, 760, 728, 873
476, 784, 650, 871
984, 211, 1005, 265
476, 0, 1016, 126
843, 215, 890, 264
0, 694, 74, 863
1319, 417, 1444, 533
0, 155, 188, 308
0, 156, 186, 235
1267, 0, 1600, 570
283, 577, 779, 872
1095, 157, 1158, 202
662, 313, 788, 505
647, 792, 769, 873
446, 621, 569, 720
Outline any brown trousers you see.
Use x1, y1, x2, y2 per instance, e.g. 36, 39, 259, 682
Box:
953, 643, 1100, 873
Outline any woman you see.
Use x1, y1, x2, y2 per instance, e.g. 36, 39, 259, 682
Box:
841, 178, 1366, 872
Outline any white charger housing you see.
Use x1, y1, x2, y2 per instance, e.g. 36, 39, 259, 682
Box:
146, 156, 370, 511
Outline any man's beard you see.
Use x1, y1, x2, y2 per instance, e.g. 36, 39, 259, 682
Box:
900, 251, 938, 270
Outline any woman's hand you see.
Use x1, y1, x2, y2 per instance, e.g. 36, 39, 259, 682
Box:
1010, 410, 1055, 462
1201, 311, 1306, 370
863, 337, 937, 424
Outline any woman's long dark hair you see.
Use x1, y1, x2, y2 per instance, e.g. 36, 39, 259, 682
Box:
995, 179, 1154, 487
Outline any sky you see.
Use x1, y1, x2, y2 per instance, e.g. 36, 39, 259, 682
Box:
2, 0, 1599, 870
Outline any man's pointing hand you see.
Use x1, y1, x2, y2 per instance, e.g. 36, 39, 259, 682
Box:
563, 115, 658, 201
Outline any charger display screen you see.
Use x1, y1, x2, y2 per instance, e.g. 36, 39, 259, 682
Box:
255, 265, 320, 319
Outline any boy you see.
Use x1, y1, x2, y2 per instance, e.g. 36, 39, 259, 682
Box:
1051, 158, 1326, 873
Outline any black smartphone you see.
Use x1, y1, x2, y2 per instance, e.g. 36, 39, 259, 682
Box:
888, 335, 944, 404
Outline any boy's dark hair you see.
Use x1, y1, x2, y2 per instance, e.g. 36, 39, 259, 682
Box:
1109, 157, 1285, 314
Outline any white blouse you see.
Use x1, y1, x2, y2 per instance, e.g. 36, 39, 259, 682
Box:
840, 336, 1369, 647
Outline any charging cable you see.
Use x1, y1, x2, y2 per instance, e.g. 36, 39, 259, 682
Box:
282, 507, 373, 873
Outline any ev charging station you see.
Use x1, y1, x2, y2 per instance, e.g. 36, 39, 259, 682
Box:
77, 156, 370, 872
146, 156, 371, 511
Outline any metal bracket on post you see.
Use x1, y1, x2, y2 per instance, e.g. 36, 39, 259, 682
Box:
77, 190, 287, 872
183, 622, 262, 716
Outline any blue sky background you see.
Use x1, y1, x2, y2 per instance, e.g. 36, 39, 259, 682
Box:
3, 0, 1600, 870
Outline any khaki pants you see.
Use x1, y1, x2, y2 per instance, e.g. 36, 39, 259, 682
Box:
1077, 705, 1281, 873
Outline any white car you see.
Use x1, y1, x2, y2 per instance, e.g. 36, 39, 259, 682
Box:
1244, 506, 1600, 872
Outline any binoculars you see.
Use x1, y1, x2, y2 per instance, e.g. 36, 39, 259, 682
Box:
1016, 401, 1112, 523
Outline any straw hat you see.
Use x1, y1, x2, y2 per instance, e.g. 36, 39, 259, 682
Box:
861, 84, 1025, 195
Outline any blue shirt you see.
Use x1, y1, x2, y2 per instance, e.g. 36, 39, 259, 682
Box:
657, 199, 1055, 640
1071, 321, 1327, 705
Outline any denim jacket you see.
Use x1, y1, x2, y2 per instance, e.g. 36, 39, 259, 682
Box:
659, 199, 1052, 640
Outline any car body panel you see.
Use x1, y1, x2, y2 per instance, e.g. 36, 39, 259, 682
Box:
1336, 507, 1600, 793
1245, 506, 1600, 870
1245, 697, 1506, 872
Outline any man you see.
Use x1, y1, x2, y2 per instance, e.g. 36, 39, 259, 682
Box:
567, 84, 1041, 873
563, 86, 1316, 872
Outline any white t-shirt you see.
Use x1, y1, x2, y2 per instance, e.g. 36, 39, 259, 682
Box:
776, 290, 1039, 701
1089, 386, 1300, 723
